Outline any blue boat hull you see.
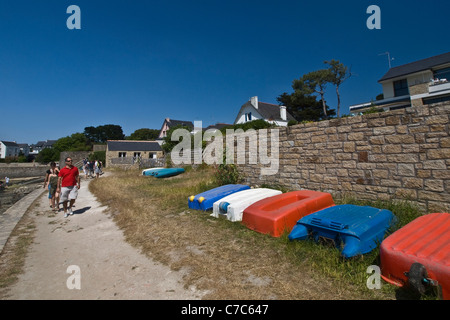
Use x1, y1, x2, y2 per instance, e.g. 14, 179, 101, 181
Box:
188, 184, 250, 211
153, 168, 185, 178
142, 168, 165, 176
289, 205, 397, 258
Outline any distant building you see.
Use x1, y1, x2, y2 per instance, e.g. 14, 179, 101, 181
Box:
106, 140, 164, 167
158, 118, 195, 139
30, 140, 57, 154
43, 140, 57, 149
30, 141, 45, 154
0, 141, 20, 159
234, 96, 295, 127
17, 143, 30, 157
350, 52, 450, 114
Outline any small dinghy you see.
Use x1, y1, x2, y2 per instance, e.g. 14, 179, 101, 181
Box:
242, 190, 335, 237
289, 204, 397, 258
143, 167, 185, 178
142, 167, 165, 176
211, 188, 282, 222
380, 212, 449, 299
152, 168, 185, 178
188, 184, 250, 211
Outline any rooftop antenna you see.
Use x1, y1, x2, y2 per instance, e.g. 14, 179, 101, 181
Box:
379, 52, 395, 69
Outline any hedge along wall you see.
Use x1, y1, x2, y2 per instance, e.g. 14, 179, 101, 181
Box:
235, 102, 450, 213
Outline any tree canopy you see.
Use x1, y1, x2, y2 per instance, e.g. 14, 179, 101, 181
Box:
53, 132, 92, 152
31, 124, 127, 164
84, 124, 125, 143
325, 59, 352, 118
293, 69, 333, 119
127, 128, 160, 141
276, 92, 335, 122
285, 59, 351, 120
35, 147, 60, 163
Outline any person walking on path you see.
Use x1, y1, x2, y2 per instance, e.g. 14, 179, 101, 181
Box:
83, 161, 89, 180
45, 162, 60, 212
94, 160, 100, 179
57, 157, 81, 218
88, 161, 94, 178
43, 164, 54, 207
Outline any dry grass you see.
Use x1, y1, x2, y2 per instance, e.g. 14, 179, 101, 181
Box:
0, 198, 38, 299
89, 166, 396, 300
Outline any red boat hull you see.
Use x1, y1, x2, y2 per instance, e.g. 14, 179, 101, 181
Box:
242, 190, 335, 237
380, 212, 450, 299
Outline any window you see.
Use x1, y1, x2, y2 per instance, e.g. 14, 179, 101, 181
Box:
118, 152, 126, 158
393, 79, 409, 97
434, 67, 450, 81
423, 94, 450, 105
134, 152, 141, 158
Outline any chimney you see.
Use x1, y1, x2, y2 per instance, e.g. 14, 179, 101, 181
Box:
250, 96, 258, 109
280, 106, 287, 121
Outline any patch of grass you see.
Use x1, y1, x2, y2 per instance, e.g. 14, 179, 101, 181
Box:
90, 167, 433, 300
0, 201, 37, 298
139, 166, 219, 212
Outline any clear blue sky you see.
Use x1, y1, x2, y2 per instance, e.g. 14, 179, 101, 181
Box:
1, 0, 449, 144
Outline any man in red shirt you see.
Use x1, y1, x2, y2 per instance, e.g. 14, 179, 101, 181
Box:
57, 157, 81, 218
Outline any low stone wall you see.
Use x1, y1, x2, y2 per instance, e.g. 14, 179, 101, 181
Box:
0, 163, 49, 179
59, 151, 91, 169
236, 102, 450, 213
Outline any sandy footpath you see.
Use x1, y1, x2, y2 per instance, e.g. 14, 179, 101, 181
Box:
5, 176, 206, 300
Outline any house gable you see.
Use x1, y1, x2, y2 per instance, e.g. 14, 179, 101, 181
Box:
379, 52, 450, 83
0, 141, 20, 158
234, 97, 295, 126
234, 101, 265, 124
158, 118, 194, 139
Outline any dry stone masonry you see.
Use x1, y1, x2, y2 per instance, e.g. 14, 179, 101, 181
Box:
237, 102, 450, 213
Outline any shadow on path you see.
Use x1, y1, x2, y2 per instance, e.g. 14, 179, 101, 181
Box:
72, 206, 91, 215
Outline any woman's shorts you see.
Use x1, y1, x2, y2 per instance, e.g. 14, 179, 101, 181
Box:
60, 186, 78, 202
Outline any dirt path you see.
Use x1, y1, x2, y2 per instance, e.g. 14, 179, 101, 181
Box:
3, 177, 206, 300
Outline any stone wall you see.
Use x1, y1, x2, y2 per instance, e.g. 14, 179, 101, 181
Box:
59, 151, 91, 169
0, 163, 49, 179
106, 150, 164, 168
409, 83, 429, 107
236, 102, 450, 213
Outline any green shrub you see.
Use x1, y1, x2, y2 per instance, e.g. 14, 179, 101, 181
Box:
214, 163, 242, 185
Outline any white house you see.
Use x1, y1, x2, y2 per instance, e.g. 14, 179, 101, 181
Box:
17, 143, 30, 157
0, 141, 20, 159
234, 96, 295, 127
350, 52, 450, 114
29, 140, 57, 154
